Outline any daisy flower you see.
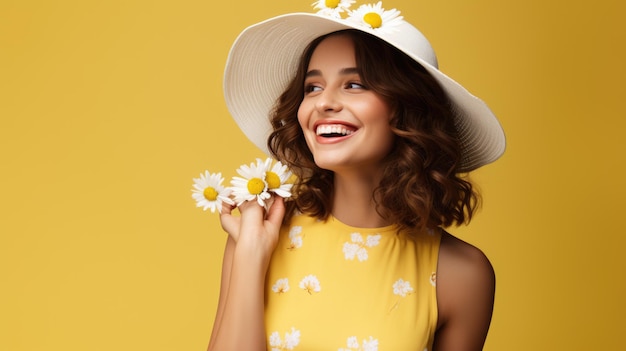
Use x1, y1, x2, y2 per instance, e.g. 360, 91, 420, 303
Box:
262, 158, 293, 199
339, 336, 379, 351
392, 278, 414, 297
230, 159, 272, 207
191, 171, 234, 213
312, 0, 355, 18
272, 278, 290, 294
269, 328, 301, 351
299, 274, 321, 294
287, 225, 304, 250
347, 1, 405, 34
361, 336, 379, 351
284, 328, 301, 350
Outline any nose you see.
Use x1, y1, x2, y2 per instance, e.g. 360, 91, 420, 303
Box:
315, 88, 342, 113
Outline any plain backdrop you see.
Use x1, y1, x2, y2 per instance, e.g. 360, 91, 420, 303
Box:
1, 0, 624, 350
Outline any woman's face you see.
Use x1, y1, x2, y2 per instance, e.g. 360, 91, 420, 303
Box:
297, 34, 395, 175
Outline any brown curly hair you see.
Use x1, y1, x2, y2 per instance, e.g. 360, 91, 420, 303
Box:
268, 29, 479, 234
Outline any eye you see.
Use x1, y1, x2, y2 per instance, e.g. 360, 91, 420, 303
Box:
304, 84, 322, 94
346, 82, 366, 89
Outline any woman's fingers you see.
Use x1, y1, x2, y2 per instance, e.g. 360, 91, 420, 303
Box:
238, 200, 266, 229
218, 195, 286, 249
266, 196, 285, 229
219, 202, 240, 241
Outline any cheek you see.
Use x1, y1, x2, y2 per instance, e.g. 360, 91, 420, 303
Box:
297, 99, 307, 122
297, 100, 314, 131
356, 94, 392, 120
296, 104, 314, 147
296, 106, 305, 128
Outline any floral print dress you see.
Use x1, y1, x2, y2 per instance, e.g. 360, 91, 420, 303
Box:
265, 213, 441, 351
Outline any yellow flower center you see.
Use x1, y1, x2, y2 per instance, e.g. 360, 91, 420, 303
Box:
247, 177, 266, 195
325, 0, 340, 8
265, 171, 281, 190
203, 187, 218, 201
363, 12, 383, 28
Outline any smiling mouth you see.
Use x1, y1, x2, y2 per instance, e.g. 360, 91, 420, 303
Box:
315, 124, 355, 138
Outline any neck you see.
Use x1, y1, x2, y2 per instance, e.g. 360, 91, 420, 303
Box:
331, 171, 390, 228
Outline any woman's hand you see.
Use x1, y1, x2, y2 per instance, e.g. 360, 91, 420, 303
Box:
219, 195, 286, 257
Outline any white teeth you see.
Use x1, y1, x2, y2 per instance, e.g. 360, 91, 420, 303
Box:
316, 124, 354, 136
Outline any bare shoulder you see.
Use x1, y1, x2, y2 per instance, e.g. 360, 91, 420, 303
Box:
434, 231, 495, 350
438, 232, 495, 284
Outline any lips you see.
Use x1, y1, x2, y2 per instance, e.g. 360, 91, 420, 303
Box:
315, 123, 356, 138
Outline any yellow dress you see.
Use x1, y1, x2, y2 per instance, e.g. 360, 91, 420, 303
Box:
265, 213, 441, 351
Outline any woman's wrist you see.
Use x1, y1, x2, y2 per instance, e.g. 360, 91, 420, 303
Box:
232, 234, 275, 272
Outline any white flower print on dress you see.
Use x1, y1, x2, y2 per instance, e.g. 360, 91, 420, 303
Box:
338, 336, 379, 351
389, 278, 414, 313
299, 274, 321, 294
269, 327, 301, 350
343, 233, 381, 261
272, 278, 290, 294
287, 225, 303, 250
392, 278, 414, 297
347, 337, 359, 349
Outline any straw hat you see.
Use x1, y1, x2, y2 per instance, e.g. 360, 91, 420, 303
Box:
223, 2, 505, 172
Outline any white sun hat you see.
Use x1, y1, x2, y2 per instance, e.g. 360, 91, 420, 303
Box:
223, 2, 505, 172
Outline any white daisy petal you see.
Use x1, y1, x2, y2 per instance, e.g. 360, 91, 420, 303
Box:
262, 157, 273, 172
271, 186, 293, 198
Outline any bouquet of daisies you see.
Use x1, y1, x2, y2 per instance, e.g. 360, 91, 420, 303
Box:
191, 158, 293, 213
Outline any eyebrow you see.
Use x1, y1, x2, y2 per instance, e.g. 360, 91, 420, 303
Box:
304, 67, 360, 78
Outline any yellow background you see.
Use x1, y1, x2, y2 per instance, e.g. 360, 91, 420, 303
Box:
1, 0, 624, 349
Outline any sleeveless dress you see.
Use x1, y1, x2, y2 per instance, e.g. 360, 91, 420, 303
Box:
265, 213, 441, 351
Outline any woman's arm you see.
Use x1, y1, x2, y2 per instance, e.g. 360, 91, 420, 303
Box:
434, 232, 496, 351
207, 197, 285, 351
207, 235, 235, 349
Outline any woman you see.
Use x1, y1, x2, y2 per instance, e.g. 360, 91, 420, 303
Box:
209, 2, 505, 350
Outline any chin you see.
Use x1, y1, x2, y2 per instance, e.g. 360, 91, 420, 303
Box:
312, 158, 341, 172
311, 153, 348, 171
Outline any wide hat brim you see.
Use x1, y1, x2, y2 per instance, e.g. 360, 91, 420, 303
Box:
224, 13, 505, 172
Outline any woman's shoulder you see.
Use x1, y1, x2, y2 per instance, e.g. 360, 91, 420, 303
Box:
434, 231, 495, 346
438, 231, 494, 275
437, 231, 495, 301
